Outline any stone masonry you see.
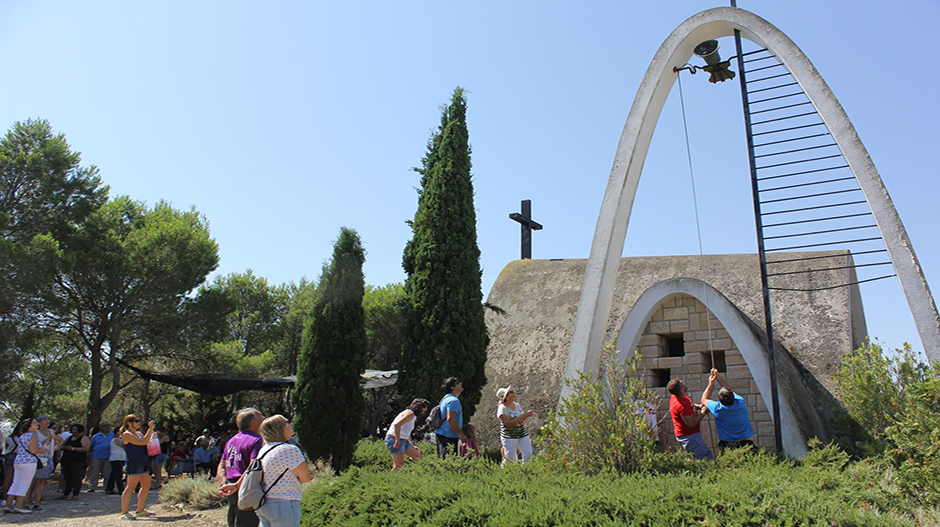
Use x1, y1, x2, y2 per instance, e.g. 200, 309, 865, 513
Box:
638, 294, 774, 451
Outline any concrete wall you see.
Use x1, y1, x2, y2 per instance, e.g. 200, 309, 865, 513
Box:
478, 252, 862, 452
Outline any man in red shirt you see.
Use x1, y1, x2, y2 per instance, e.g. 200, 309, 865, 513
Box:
667, 378, 713, 460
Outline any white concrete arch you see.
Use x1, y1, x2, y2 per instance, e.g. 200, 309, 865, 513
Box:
613, 277, 805, 456
563, 7, 940, 408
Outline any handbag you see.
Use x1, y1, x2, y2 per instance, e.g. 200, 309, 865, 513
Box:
147, 433, 162, 456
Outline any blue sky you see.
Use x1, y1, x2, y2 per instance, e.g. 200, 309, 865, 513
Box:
2, 1, 937, 355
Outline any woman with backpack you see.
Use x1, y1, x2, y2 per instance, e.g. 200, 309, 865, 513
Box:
384, 398, 430, 471
250, 415, 314, 527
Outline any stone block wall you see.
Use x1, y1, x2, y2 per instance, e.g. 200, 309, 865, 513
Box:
638, 294, 775, 451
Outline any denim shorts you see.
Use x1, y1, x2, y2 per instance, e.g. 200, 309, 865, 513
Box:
152, 453, 169, 464
384, 436, 413, 454
125, 458, 150, 476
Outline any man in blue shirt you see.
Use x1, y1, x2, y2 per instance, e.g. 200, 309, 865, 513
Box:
701, 368, 755, 450
87, 421, 114, 491
434, 377, 469, 458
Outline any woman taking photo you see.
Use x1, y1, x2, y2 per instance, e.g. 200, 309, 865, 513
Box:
56, 424, 90, 501
4, 418, 46, 514
496, 385, 535, 465
253, 415, 313, 527
119, 415, 156, 521
384, 398, 430, 471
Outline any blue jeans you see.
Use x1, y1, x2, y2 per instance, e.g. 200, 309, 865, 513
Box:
257, 498, 301, 527
676, 432, 714, 460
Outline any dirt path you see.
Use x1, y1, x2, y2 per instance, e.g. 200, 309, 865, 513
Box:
1, 487, 227, 526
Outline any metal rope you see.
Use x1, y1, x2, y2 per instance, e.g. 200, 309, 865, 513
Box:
676, 72, 717, 372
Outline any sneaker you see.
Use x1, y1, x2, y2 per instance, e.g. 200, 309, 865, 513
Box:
137, 509, 155, 517
13, 508, 32, 514
120, 513, 135, 521
32, 504, 41, 510
3, 507, 12, 513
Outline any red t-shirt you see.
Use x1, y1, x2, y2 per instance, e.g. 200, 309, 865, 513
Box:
670, 394, 700, 437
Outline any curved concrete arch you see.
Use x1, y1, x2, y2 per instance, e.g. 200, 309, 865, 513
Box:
563, 7, 940, 410
613, 278, 805, 456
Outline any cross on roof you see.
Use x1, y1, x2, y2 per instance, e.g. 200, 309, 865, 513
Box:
509, 199, 543, 260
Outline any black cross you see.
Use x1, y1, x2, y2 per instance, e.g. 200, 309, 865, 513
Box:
509, 199, 543, 260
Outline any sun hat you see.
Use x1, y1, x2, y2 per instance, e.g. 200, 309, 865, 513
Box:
496, 385, 513, 403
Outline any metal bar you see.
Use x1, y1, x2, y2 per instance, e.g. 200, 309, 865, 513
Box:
735, 28, 782, 453
763, 212, 872, 228
761, 200, 868, 216
757, 153, 844, 170
749, 101, 814, 116
759, 176, 856, 193
745, 63, 786, 74
767, 261, 895, 277
766, 236, 884, 252
766, 249, 887, 265
760, 188, 860, 204
748, 81, 800, 95
757, 164, 850, 182
752, 122, 826, 137
754, 142, 838, 159
743, 54, 777, 64
763, 224, 878, 241
752, 111, 819, 126
768, 274, 897, 292
754, 132, 830, 149
746, 72, 793, 84
749, 91, 805, 106
740, 48, 771, 59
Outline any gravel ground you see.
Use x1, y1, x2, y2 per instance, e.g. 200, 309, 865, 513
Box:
1, 487, 227, 526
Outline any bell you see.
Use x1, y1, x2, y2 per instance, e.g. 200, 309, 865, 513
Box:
694, 40, 736, 83
693, 40, 722, 66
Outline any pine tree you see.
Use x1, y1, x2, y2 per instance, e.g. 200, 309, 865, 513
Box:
399, 87, 489, 419
293, 227, 367, 472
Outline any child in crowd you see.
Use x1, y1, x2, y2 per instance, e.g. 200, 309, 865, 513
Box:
458, 424, 479, 459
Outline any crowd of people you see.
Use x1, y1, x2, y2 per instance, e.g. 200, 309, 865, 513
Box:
0, 369, 755, 526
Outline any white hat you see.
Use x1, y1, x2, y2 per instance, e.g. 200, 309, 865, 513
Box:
496, 385, 513, 403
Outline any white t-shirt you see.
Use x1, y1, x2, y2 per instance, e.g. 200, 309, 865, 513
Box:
35, 429, 54, 465
497, 402, 528, 439
386, 410, 417, 442
258, 442, 306, 501
110, 437, 127, 461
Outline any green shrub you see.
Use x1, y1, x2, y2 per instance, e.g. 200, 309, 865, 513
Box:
159, 474, 225, 510
887, 371, 940, 505
302, 443, 934, 526
539, 342, 657, 474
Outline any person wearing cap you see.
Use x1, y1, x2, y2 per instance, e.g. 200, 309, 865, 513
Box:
434, 378, 469, 458
701, 368, 755, 450
495, 385, 535, 465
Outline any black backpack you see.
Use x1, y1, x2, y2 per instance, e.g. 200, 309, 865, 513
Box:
426, 399, 445, 430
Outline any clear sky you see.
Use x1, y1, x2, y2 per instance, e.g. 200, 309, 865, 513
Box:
2, 1, 937, 355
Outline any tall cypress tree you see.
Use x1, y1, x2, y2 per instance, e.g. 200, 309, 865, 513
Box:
400, 87, 489, 419
294, 227, 367, 472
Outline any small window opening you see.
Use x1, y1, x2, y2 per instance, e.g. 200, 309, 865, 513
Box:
701, 350, 727, 373
666, 336, 685, 357
651, 368, 671, 388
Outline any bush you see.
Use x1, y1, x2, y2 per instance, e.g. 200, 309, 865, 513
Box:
538, 342, 657, 474
887, 371, 940, 505
302, 442, 933, 526
159, 474, 225, 510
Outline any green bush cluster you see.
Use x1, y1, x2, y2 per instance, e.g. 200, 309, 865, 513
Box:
539, 343, 657, 474
832, 341, 940, 504
302, 441, 931, 526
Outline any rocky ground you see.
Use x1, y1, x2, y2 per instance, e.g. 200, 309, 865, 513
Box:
1, 487, 227, 526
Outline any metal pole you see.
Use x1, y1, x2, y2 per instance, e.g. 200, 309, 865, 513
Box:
733, 28, 783, 452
